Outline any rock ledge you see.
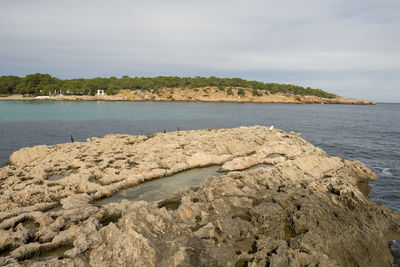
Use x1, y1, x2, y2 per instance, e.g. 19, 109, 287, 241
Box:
0, 126, 398, 266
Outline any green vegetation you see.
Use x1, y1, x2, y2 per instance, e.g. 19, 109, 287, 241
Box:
238, 89, 245, 96
0, 74, 337, 98
252, 88, 262, 96
0, 75, 22, 94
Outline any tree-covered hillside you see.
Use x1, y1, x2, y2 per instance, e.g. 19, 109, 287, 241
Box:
0, 74, 337, 98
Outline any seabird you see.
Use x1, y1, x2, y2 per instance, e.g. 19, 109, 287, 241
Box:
70, 135, 74, 143
269, 126, 274, 131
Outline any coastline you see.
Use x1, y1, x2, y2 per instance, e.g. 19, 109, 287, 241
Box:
0, 88, 376, 104
0, 126, 397, 265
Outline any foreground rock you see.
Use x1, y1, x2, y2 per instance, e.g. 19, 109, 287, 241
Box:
0, 126, 398, 266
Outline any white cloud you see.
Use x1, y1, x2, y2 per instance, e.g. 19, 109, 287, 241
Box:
1, 0, 399, 101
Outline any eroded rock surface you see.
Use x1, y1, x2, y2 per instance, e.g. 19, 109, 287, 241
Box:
0, 126, 398, 266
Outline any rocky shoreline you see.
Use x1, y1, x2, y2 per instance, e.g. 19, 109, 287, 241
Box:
0, 87, 376, 104
0, 126, 398, 266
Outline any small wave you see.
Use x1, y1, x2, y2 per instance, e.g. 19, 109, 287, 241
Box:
382, 168, 394, 177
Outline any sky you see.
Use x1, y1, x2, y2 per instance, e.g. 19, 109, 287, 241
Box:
1, 0, 399, 102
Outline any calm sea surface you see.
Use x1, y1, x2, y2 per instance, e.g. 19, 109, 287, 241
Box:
0, 100, 399, 212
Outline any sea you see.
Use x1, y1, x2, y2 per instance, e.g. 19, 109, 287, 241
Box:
0, 100, 399, 213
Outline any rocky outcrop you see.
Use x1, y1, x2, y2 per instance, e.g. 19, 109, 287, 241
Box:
0, 87, 376, 104
0, 126, 397, 266
117, 87, 376, 105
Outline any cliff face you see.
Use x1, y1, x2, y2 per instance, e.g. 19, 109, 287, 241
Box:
0, 127, 397, 266
2, 87, 375, 104
117, 87, 376, 105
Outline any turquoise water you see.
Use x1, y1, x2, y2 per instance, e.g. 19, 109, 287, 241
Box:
0, 100, 399, 213
0, 100, 229, 122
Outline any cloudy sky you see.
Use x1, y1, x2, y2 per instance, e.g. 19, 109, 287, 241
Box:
1, 0, 399, 102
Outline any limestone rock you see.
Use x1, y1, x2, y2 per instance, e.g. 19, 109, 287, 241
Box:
0, 126, 397, 266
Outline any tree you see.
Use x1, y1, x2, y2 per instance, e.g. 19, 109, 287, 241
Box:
252, 88, 262, 96
14, 73, 58, 95
0, 74, 337, 98
0, 76, 21, 94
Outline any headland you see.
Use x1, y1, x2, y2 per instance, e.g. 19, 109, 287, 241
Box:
0, 75, 375, 104
0, 87, 375, 104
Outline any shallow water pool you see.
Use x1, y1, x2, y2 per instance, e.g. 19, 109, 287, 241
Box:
95, 166, 222, 206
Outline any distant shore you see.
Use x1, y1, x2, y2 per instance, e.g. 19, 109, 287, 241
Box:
0, 88, 376, 105
0, 95, 35, 100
